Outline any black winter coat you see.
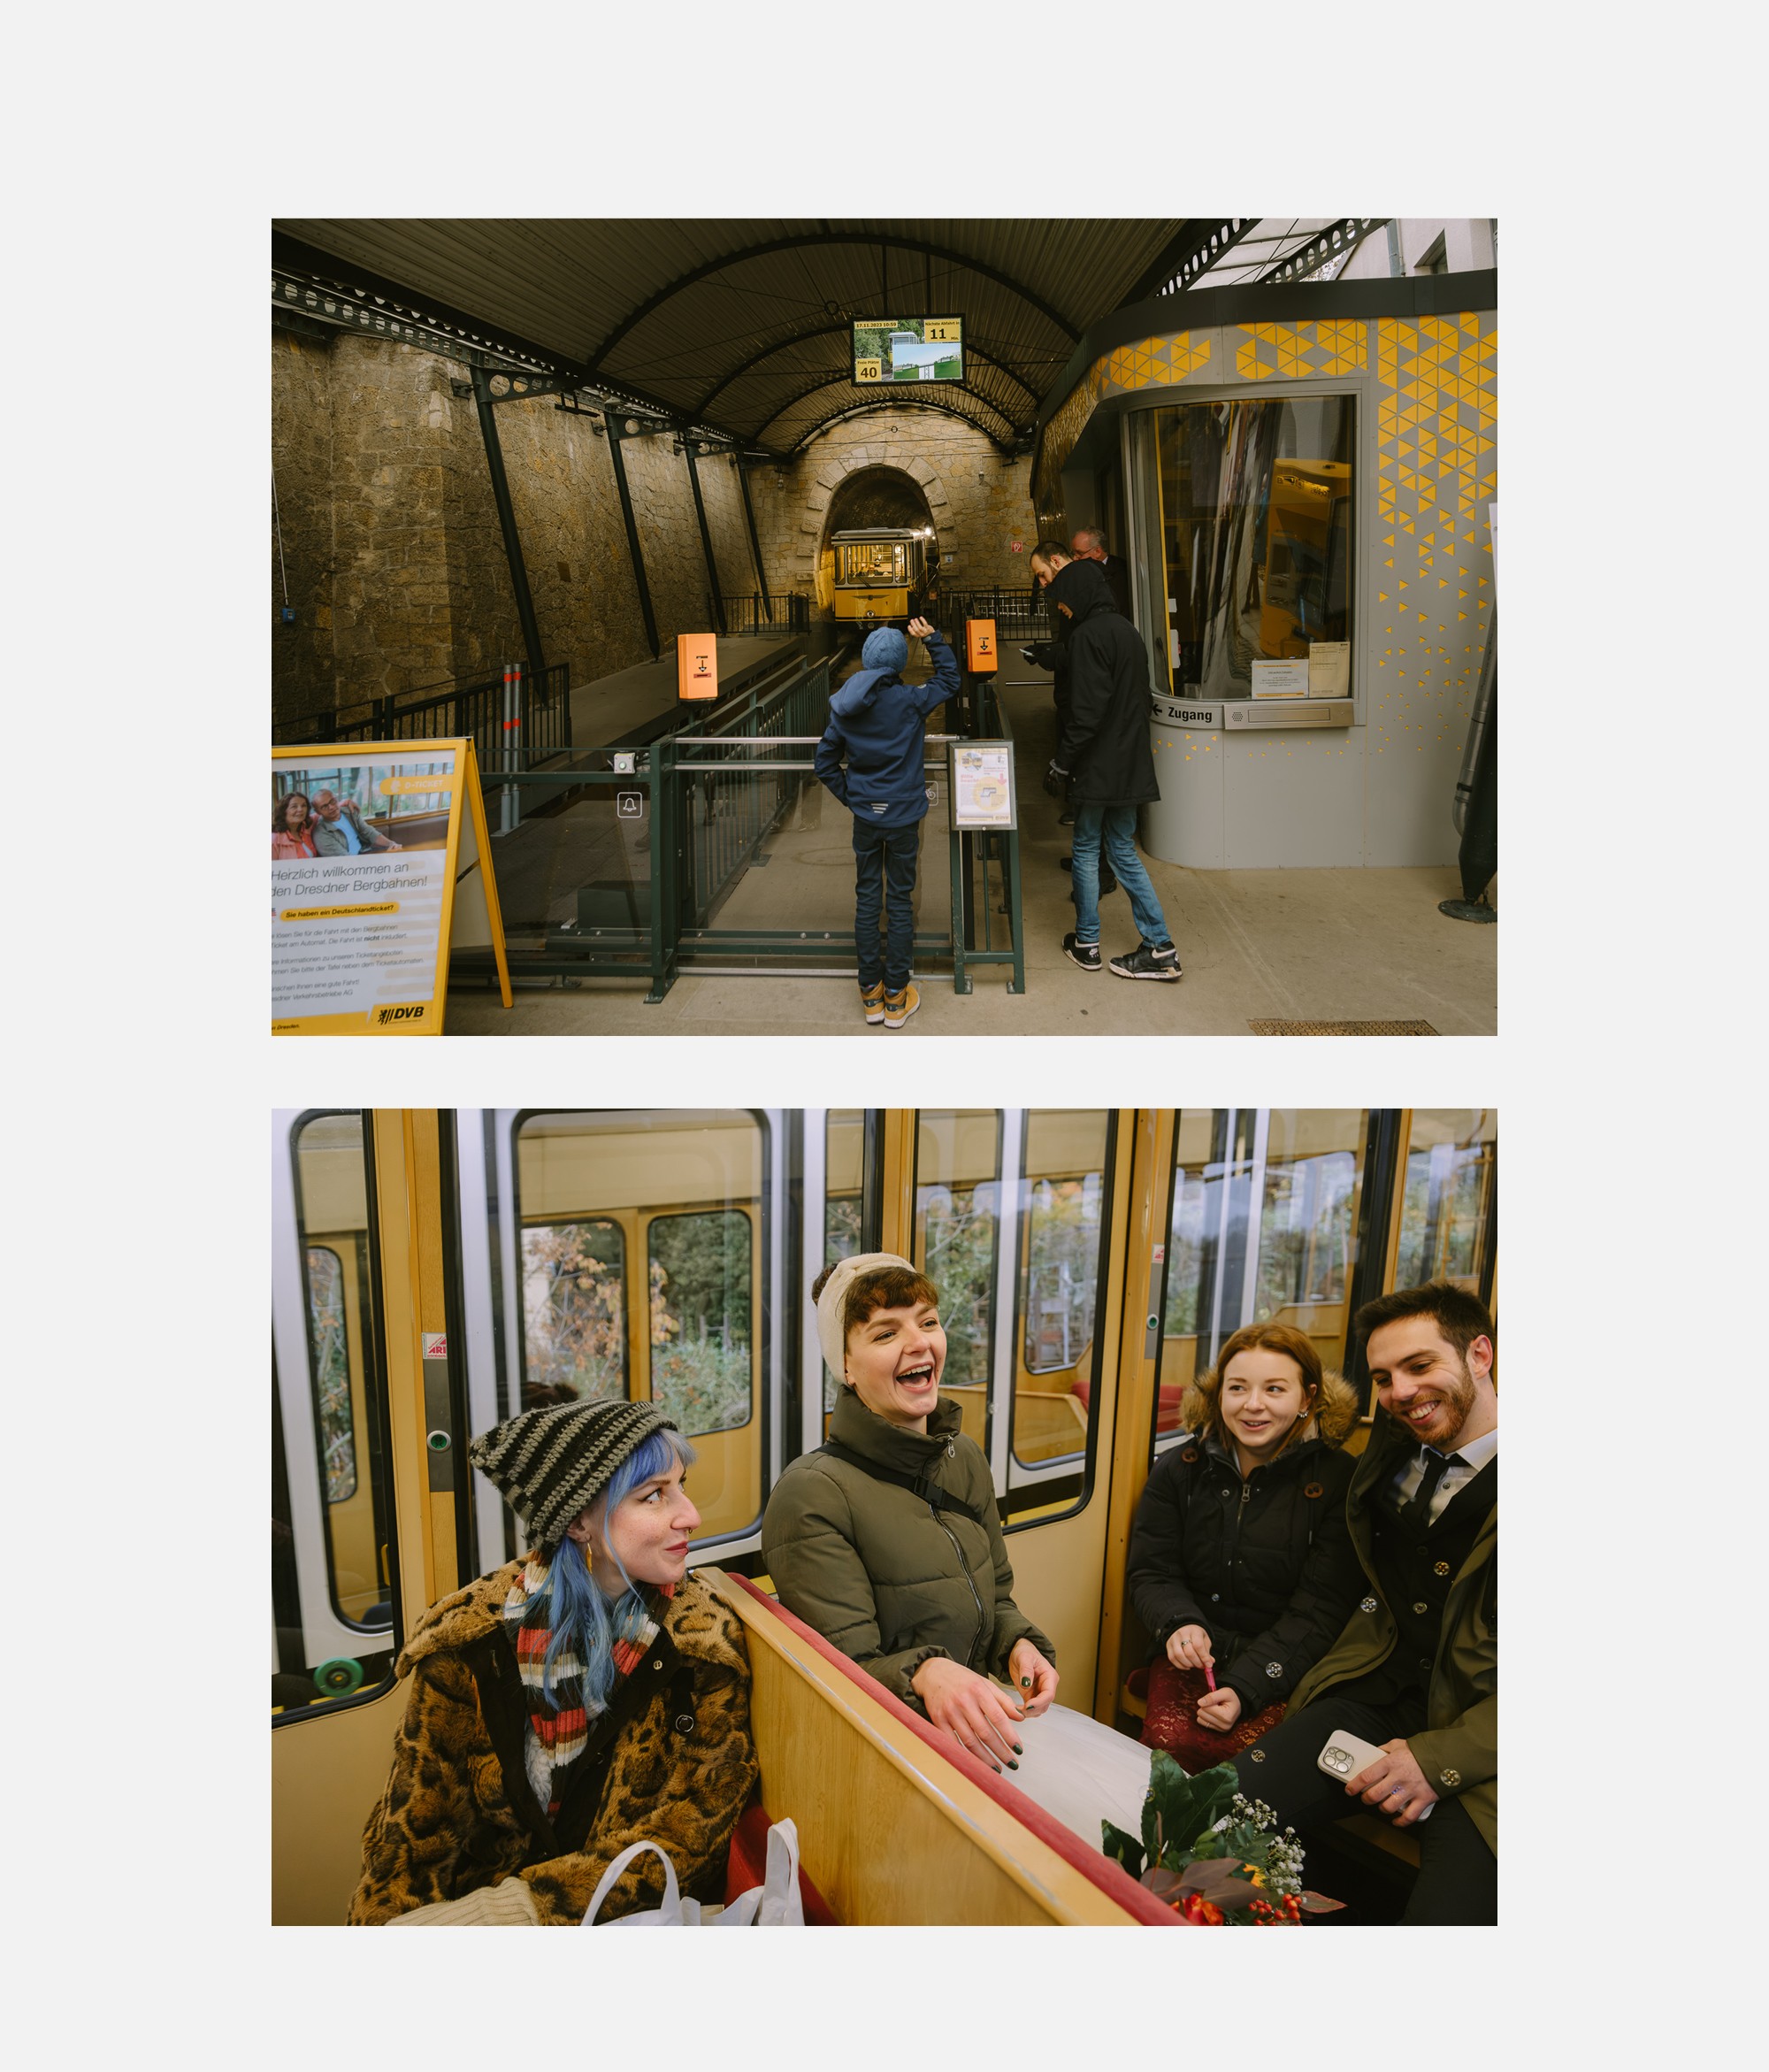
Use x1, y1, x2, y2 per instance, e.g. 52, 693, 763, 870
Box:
1046, 559, 1160, 807
1127, 1427, 1361, 1714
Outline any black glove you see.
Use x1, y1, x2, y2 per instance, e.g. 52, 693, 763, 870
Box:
1043, 762, 1068, 800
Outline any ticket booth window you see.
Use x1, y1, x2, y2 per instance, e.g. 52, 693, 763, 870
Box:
1140, 396, 1355, 698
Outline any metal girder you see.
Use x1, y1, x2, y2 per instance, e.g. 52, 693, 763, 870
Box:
777, 391, 1021, 458
585, 231, 1082, 376
757, 370, 1018, 451
692, 320, 1043, 422
1120, 218, 1257, 301
270, 234, 766, 449
1259, 219, 1385, 285
271, 303, 341, 346
468, 365, 546, 678
448, 371, 576, 406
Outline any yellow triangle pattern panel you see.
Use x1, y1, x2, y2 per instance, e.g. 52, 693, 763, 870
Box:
1372, 311, 1497, 735
1234, 318, 1370, 379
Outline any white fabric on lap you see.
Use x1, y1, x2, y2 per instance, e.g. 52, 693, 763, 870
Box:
998, 1697, 1151, 1848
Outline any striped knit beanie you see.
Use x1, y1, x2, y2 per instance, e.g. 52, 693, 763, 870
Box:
468, 1395, 679, 1548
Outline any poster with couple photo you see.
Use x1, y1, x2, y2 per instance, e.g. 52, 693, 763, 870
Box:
271, 740, 509, 1034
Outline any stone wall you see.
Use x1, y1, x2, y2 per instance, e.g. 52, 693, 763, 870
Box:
745, 410, 1038, 602
271, 329, 754, 727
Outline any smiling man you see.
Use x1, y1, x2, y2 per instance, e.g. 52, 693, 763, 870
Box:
1226, 1281, 1497, 1924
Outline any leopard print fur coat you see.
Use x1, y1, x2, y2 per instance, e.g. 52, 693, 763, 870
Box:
348, 1564, 756, 1924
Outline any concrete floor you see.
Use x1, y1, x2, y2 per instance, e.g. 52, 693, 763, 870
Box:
450, 679, 1496, 1038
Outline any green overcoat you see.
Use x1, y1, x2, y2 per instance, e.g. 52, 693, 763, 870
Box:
762, 1388, 1055, 1710
1288, 1410, 1497, 1853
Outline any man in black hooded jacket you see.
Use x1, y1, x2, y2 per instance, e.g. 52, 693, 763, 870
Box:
1041, 558, 1181, 980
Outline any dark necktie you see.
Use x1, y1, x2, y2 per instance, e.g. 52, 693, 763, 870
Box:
1401, 1450, 1458, 1532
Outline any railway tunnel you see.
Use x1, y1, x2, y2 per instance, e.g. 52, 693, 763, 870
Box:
271, 217, 1498, 1034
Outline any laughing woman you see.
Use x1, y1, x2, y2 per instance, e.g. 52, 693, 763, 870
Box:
762, 1255, 1060, 1772
348, 1395, 757, 1925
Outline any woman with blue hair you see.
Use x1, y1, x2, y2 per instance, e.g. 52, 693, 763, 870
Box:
349, 1395, 757, 1924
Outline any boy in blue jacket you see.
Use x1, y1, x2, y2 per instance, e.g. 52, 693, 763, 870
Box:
814, 617, 958, 1028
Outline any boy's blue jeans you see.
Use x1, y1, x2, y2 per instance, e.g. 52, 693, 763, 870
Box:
853, 817, 920, 991
1070, 803, 1168, 947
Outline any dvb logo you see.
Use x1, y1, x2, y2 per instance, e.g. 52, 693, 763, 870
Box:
376, 1003, 425, 1025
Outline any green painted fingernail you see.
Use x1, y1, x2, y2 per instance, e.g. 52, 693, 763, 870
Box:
1014, 1743, 1023, 1754
1007, 1760, 1019, 1769
1021, 1677, 1031, 1687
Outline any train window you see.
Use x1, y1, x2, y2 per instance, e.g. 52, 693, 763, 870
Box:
647, 1210, 754, 1437
273, 1110, 396, 1719
1155, 1110, 1373, 1459
914, 1109, 1001, 1458
1013, 1109, 1110, 1469
519, 1218, 628, 1405
1393, 1109, 1497, 1294
512, 1110, 768, 1547
304, 1246, 357, 1502
1137, 395, 1356, 699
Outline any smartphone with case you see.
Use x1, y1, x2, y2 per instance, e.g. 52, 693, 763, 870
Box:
1316, 1729, 1435, 1819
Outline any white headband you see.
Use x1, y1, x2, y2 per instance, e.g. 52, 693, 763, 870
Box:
816, 1252, 919, 1384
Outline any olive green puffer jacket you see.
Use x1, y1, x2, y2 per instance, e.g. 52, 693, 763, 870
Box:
762, 1389, 1056, 1710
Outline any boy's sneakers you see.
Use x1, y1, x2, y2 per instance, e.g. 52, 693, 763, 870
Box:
1062, 932, 1102, 972
860, 982, 886, 1024
1108, 940, 1183, 982
882, 983, 920, 1029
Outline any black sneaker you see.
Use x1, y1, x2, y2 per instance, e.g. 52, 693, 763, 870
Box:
1108, 940, 1182, 982
1062, 932, 1102, 972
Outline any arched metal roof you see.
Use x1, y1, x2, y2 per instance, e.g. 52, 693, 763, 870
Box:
272, 218, 1210, 452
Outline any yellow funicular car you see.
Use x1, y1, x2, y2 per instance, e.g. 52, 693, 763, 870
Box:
823, 526, 935, 625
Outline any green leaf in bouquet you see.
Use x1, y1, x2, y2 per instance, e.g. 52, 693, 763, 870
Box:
1299, 1890, 1348, 1914
1189, 1830, 1227, 1860
1144, 1755, 1241, 1869
1101, 1818, 1145, 1880
1142, 1866, 1186, 1902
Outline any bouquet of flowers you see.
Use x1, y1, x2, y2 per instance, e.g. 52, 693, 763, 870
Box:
1102, 1752, 1343, 1925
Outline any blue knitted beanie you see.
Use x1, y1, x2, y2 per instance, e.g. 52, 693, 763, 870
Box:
861, 625, 908, 672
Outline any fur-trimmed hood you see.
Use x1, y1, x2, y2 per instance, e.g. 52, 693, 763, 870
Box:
1177, 1363, 1360, 1454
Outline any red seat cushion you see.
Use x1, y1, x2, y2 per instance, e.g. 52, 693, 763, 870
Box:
723, 1798, 840, 1924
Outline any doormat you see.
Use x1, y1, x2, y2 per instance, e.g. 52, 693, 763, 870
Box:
1249, 1018, 1439, 1036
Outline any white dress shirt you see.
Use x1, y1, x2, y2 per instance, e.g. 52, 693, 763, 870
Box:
1389, 1425, 1498, 1524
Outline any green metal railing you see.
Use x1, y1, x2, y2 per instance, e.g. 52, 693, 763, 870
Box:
448, 655, 1025, 1002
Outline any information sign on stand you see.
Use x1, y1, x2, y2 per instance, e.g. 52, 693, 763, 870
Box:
949, 741, 1017, 831
678, 632, 718, 700
271, 736, 512, 1035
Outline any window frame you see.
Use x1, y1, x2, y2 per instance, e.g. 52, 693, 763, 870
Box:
1000, 1110, 1119, 1531
505, 1109, 779, 1563
272, 1107, 402, 1731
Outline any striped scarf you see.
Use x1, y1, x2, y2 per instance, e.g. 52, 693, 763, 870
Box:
502, 1553, 675, 1816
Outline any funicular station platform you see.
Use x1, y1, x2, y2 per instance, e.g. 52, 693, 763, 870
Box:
272, 219, 1497, 1034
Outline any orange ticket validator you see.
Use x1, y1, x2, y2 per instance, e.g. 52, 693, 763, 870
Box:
678, 632, 718, 700
966, 619, 999, 674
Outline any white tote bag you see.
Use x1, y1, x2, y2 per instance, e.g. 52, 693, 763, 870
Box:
580, 1818, 805, 1928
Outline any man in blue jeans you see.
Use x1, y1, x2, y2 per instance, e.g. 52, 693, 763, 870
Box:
1039, 557, 1181, 980
815, 616, 959, 1027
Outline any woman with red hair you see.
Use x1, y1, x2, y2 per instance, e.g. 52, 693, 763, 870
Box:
1127, 1322, 1362, 1769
